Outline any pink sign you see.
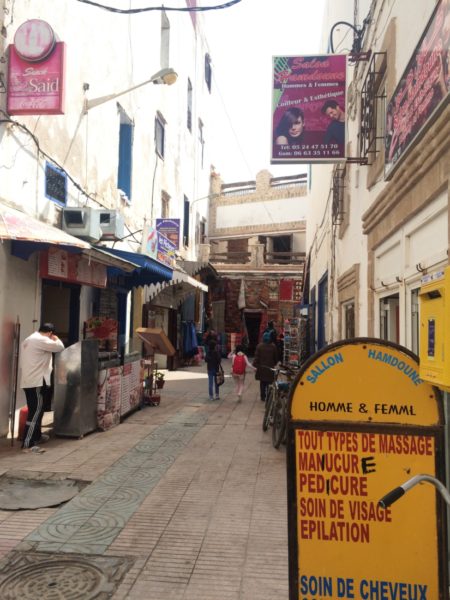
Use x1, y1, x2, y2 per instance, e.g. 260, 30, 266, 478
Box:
7, 41, 65, 115
271, 55, 347, 163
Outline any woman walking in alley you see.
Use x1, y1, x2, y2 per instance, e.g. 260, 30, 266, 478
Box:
205, 339, 222, 401
228, 344, 256, 402
253, 331, 278, 402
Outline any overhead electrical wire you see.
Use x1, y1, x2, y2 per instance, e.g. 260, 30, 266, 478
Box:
75, 0, 242, 14
0, 112, 108, 208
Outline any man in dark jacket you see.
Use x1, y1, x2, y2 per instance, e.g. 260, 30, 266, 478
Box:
253, 331, 278, 402
205, 340, 222, 401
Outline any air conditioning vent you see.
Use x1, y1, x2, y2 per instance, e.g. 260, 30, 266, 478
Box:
98, 210, 125, 241
62, 207, 102, 243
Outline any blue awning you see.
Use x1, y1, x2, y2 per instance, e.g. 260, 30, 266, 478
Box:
94, 246, 172, 289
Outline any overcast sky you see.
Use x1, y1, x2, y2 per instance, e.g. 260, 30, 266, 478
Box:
203, 0, 326, 183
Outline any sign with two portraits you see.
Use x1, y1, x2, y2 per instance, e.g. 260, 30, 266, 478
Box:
271, 54, 347, 164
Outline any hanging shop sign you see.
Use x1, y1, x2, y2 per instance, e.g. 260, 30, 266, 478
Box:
142, 224, 176, 267
7, 19, 65, 115
40, 248, 107, 288
156, 219, 180, 250
287, 338, 448, 600
385, 0, 450, 178
271, 54, 347, 164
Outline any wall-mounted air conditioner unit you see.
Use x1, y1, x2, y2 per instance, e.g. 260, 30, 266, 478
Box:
98, 210, 125, 241
62, 207, 102, 243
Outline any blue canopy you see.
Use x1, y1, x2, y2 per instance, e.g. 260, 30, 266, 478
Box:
94, 246, 172, 290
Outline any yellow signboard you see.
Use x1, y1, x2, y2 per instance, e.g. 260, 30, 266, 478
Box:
296, 429, 438, 599
287, 339, 447, 600
291, 339, 440, 425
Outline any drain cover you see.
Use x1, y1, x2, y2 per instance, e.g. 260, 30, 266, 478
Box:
0, 472, 88, 510
0, 551, 133, 599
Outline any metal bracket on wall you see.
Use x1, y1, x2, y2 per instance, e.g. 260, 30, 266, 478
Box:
348, 51, 372, 63
345, 157, 369, 165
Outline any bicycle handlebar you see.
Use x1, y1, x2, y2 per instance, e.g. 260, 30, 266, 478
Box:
378, 486, 405, 508
379, 474, 450, 509
269, 364, 298, 375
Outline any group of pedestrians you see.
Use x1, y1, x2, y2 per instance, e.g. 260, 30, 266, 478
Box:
203, 321, 280, 403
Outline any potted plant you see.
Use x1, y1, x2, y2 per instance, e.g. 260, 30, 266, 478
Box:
155, 371, 165, 389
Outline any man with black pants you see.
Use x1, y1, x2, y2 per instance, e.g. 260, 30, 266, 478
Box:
20, 323, 64, 453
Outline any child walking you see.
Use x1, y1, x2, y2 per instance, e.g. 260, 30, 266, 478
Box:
228, 344, 256, 402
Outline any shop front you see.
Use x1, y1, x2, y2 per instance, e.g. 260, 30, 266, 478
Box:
0, 204, 173, 438
143, 268, 208, 370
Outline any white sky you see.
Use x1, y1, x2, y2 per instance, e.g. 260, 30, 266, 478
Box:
203, 0, 326, 183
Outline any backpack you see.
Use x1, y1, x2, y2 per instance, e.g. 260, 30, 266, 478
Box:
232, 354, 246, 375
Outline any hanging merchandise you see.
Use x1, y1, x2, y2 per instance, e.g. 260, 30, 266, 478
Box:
283, 318, 301, 367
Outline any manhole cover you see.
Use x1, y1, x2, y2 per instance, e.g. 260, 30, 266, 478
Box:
0, 551, 133, 599
0, 473, 88, 510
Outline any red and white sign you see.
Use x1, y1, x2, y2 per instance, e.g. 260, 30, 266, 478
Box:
40, 248, 107, 288
7, 20, 65, 115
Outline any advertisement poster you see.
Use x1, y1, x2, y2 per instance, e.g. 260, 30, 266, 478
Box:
156, 219, 180, 250
143, 224, 176, 267
385, 0, 450, 177
271, 54, 347, 163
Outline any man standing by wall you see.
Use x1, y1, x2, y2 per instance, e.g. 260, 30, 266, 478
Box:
20, 323, 64, 453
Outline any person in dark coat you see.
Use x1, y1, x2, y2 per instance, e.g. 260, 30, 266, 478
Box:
205, 339, 221, 401
253, 331, 278, 402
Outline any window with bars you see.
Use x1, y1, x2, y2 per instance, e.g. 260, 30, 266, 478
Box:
332, 166, 346, 225
360, 52, 387, 159
45, 162, 67, 206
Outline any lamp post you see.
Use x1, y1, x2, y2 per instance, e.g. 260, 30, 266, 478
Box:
84, 67, 178, 113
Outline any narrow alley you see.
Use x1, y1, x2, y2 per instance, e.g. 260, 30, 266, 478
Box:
0, 360, 289, 600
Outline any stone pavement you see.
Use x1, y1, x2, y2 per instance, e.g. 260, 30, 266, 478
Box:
0, 359, 289, 599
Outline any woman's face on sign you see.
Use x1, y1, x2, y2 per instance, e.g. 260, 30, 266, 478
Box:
289, 117, 304, 138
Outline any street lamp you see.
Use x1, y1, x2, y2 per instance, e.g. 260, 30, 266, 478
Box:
84, 67, 178, 113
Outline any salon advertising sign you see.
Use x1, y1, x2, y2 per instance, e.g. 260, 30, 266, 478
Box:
271, 54, 347, 164
385, 0, 450, 178
7, 20, 65, 115
287, 339, 448, 600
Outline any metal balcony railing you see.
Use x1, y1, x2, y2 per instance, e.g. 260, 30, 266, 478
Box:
265, 251, 306, 264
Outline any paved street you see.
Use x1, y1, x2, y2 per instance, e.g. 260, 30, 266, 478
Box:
0, 359, 289, 599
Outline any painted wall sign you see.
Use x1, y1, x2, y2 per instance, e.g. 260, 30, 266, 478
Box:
271, 54, 347, 164
385, 0, 450, 178
287, 339, 448, 600
7, 20, 65, 115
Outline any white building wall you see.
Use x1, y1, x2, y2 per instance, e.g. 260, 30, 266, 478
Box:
0, 1, 216, 435
308, 0, 445, 351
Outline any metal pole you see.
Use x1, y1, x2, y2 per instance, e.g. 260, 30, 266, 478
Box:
9, 317, 20, 446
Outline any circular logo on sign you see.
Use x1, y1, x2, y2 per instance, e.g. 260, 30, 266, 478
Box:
14, 20, 56, 62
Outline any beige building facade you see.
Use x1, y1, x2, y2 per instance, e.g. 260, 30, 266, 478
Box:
306, 0, 449, 356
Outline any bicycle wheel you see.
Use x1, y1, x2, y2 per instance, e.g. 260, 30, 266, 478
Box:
272, 393, 287, 449
262, 386, 276, 432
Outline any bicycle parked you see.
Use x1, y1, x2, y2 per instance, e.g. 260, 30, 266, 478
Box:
262, 364, 298, 449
